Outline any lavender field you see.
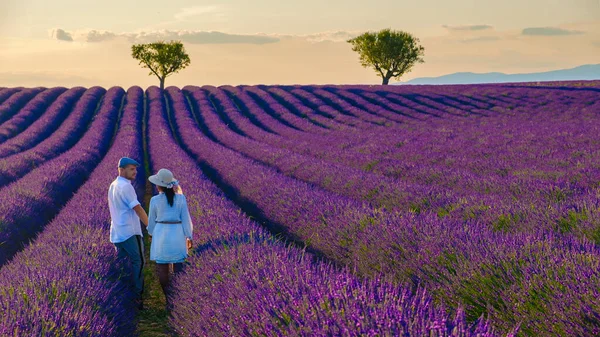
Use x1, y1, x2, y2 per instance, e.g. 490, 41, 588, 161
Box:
0, 81, 599, 336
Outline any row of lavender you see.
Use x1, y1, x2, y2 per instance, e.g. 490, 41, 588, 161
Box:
210, 83, 598, 188
198, 84, 600, 241
0, 87, 117, 266
0, 87, 68, 144
0, 82, 595, 335
190, 85, 452, 212
0, 87, 88, 158
0, 88, 23, 107
0, 88, 46, 126
0, 87, 104, 187
0, 87, 144, 335
145, 86, 502, 336
169, 85, 600, 335
231, 83, 597, 154
245, 84, 599, 169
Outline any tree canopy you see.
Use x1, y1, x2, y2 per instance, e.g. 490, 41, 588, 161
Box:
347, 29, 425, 85
131, 40, 191, 90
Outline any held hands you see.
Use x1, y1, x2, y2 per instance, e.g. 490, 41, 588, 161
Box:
186, 238, 193, 250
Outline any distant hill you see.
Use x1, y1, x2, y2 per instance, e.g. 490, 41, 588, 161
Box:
396, 64, 600, 85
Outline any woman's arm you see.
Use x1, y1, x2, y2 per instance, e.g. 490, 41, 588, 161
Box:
147, 198, 157, 235
180, 195, 193, 240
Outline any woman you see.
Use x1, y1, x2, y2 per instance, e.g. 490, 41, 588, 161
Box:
147, 168, 193, 299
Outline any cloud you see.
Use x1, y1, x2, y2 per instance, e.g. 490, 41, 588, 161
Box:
47, 28, 279, 44
82, 30, 117, 42
131, 30, 279, 44
300, 31, 361, 43
48, 28, 73, 41
443, 25, 493, 32
522, 27, 584, 36
44, 28, 367, 45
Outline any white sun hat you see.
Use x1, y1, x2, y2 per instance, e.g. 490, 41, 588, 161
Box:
148, 168, 179, 188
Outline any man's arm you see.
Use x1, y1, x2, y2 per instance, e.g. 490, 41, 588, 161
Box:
133, 204, 148, 227
121, 184, 148, 227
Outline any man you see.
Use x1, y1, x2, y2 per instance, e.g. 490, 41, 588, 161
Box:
108, 157, 149, 310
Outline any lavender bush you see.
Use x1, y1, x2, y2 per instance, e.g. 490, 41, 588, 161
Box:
0, 87, 72, 143
0, 88, 23, 106
0, 87, 117, 265
146, 86, 502, 336
0, 88, 46, 125
0, 87, 87, 158
0, 86, 144, 336
0, 87, 105, 187
0, 81, 596, 336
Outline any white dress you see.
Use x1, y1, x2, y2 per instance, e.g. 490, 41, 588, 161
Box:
147, 193, 193, 263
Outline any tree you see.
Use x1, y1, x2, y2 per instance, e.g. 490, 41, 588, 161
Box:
131, 40, 191, 90
347, 29, 425, 85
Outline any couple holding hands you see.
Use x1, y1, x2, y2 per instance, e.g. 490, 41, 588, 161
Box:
108, 157, 193, 309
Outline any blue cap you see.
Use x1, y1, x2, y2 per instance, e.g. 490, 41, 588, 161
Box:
118, 157, 140, 168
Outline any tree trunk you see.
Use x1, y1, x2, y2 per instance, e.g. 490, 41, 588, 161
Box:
381, 71, 394, 85
159, 78, 165, 90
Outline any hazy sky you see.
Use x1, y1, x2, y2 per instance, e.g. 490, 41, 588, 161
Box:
1, 0, 599, 87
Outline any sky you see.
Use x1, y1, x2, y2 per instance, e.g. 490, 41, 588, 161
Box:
0, 0, 599, 87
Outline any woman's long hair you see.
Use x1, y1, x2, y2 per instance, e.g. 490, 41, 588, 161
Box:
157, 186, 176, 206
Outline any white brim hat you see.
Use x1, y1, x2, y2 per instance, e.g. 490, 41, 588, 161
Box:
148, 168, 179, 188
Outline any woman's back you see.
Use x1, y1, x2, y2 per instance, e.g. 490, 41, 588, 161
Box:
148, 193, 193, 264
151, 193, 187, 221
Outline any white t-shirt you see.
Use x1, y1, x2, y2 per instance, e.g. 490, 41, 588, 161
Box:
108, 176, 142, 243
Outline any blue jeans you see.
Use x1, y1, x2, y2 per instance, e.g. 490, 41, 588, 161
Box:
114, 235, 145, 299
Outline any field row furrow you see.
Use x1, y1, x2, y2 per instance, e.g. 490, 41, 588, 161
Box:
0, 87, 105, 187
266, 86, 357, 131
203, 86, 600, 241
243, 85, 331, 133
220, 86, 414, 166
0, 88, 46, 126
0, 86, 144, 336
319, 87, 423, 123
0, 87, 87, 158
0, 87, 72, 144
0, 88, 24, 108
0, 87, 120, 266
221, 86, 401, 164
145, 86, 498, 336
0, 82, 597, 336
188, 85, 452, 212
170, 85, 600, 335
291, 87, 394, 126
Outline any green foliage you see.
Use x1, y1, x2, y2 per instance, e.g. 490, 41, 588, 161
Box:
556, 209, 588, 234
547, 187, 568, 203
454, 261, 521, 324
347, 28, 425, 84
362, 159, 380, 172
436, 203, 457, 218
409, 197, 432, 215
492, 213, 524, 232
462, 203, 491, 220
365, 187, 379, 201
131, 40, 191, 89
